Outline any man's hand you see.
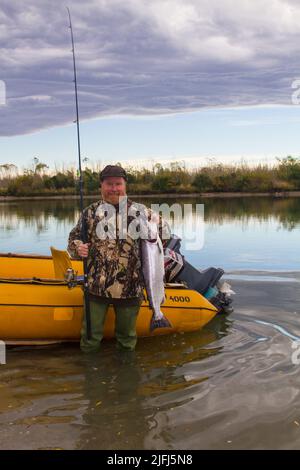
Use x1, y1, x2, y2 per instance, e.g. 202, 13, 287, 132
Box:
77, 243, 90, 258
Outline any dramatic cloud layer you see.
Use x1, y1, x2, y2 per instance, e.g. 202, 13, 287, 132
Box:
1, 0, 300, 135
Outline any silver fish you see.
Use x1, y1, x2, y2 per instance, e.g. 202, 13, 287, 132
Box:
141, 226, 171, 332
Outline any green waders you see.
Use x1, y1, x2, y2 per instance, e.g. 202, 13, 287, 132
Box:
80, 299, 141, 353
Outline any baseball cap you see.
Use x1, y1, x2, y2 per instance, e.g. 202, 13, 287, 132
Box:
99, 165, 128, 182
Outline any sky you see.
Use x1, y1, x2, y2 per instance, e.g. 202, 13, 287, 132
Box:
1, 0, 300, 170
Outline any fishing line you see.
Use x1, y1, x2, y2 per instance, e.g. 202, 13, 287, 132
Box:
66, 7, 91, 339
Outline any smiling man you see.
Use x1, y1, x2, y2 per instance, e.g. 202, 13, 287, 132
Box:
68, 164, 170, 353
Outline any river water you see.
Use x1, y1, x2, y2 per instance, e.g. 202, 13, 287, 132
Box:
0, 196, 300, 450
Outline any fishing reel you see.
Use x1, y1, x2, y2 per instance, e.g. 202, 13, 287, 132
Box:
64, 268, 82, 289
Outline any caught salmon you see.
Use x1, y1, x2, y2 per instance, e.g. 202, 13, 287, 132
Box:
141, 223, 171, 332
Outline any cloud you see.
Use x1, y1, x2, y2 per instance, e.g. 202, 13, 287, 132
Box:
0, 0, 300, 136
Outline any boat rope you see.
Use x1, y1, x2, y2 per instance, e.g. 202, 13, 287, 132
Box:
0, 278, 68, 286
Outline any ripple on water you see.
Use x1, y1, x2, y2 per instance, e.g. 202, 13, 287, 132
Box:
1, 276, 300, 450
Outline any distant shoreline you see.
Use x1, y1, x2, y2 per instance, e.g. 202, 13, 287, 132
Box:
1, 191, 300, 201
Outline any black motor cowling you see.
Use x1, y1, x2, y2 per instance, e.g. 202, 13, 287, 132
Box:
164, 234, 233, 314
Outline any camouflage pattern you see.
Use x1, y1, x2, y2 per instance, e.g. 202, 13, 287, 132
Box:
68, 198, 170, 300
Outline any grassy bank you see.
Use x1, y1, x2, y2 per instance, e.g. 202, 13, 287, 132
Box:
1, 156, 300, 197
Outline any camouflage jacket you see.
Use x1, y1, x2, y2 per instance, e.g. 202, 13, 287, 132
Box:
67, 198, 170, 300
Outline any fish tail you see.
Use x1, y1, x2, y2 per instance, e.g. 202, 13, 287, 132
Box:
150, 314, 172, 332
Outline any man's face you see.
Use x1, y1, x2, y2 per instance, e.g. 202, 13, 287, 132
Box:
100, 177, 127, 205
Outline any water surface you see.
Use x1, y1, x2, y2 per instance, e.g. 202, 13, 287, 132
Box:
0, 196, 300, 449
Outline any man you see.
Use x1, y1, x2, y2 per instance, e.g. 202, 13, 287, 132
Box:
68, 165, 170, 353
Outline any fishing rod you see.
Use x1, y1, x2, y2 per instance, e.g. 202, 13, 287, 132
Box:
67, 7, 91, 340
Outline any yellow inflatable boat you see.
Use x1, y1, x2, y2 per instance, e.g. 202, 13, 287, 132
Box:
0, 252, 218, 344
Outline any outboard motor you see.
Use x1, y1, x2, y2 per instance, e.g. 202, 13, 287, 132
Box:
164, 234, 234, 313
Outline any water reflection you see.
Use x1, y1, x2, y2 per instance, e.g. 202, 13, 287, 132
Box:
76, 315, 229, 450
1, 196, 299, 270
2, 275, 300, 450
0, 200, 78, 234
0, 314, 230, 450
1, 197, 300, 230
1, 195, 299, 449
0, 200, 81, 254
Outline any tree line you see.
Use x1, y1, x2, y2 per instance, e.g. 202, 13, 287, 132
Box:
1, 156, 300, 196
